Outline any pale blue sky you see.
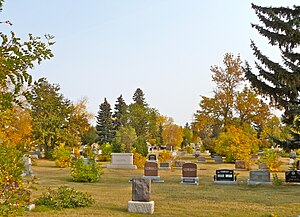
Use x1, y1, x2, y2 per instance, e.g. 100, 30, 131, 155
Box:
1, 1, 297, 125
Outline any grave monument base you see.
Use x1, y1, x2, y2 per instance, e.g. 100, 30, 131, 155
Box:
107, 164, 137, 169
128, 201, 154, 214
214, 180, 237, 185
181, 177, 199, 185
247, 180, 272, 185
143, 176, 164, 183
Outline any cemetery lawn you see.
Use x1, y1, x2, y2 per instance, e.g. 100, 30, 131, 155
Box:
25, 159, 299, 217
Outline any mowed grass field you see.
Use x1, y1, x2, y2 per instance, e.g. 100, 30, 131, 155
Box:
25, 157, 300, 217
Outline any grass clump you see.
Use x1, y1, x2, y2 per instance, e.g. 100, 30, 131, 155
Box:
34, 185, 94, 210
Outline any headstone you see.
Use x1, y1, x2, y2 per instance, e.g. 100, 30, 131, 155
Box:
143, 162, 163, 182
235, 160, 246, 170
147, 154, 157, 162
174, 160, 185, 168
214, 155, 223, 164
247, 170, 271, 185
181, 163, 199, 185
128, 178, 154, 214
285, 170, 300, 183
197, 156, 206, 163
258, 163, 269, 170
214, 169, 237, 184
159, 162, 170, 170
107, 153, 137, 169
23, 156, 33, 176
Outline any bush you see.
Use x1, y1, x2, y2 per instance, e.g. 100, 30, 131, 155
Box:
52, 143, 72, 168
132, 149, 146, 168
0, 147, 33, 216
260, 149, 282, 172
98, 143, 112, 162
34, 185, 94, 209
70, 158, 103, 182
158, 150, 172, 162
183, 145, 194, 154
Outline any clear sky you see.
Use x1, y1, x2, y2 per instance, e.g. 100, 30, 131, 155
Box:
1, 0, 297, 125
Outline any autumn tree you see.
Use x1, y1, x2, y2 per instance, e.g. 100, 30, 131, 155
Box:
162, 124, 183, 150
96, 98, 114, 144
244, 4, 300, 149
193, 53, 272, 153
182, 123, 193, 147
112, 126, 137, 153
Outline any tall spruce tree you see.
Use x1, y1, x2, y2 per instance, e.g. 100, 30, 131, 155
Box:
96, 98, 114, 144
133, 88, 146, 106
244, 3, 300, 149
112, 95, 127, 131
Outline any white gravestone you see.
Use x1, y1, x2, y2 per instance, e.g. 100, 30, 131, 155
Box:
107, 153, 137, 169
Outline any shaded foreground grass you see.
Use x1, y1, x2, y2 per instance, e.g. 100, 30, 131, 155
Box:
25, 159, 300, 217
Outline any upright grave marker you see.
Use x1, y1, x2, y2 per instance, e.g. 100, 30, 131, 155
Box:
128, 178, 154, 214
285, 170, 300, 183
107, 153, 137, 169
213, 169, 237, 184
143, 161, 163, 182
247, 170, 271, 185
181, 163, 199, 185
147, 154, 158, 162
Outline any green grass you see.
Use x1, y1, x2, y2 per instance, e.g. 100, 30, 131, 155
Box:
24, 158, 300, 217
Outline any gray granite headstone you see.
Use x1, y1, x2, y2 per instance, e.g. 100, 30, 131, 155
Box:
247, 170, 271, 185
132, 178, 151, 202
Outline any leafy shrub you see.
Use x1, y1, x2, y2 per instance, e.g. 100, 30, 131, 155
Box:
34, 186, 94, 209
272, 173, 282, 186
260, 149, 282, 172
0, 147, 33, 216
158, 150, 172, 162
70, 158, 103, 182
52, 143, 72, 168
132, 149, 146, 168
183, 145, 194, 154
97, 143, 112, 162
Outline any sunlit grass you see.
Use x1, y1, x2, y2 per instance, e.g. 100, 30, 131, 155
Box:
24, 158, 300, 217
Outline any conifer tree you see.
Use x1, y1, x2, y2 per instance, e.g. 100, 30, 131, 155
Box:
244, 3, 300, 149
96, 98, 114, 144
112, 95, 127, 131
133, 88, 146, 106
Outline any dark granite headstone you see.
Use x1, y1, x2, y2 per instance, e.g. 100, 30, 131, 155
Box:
215, 170, 235, 181
182, 163, 197, 178
144, 162, 158, 177
285, 170, 300, 183
148, 154, 157, 161
132, 178, 151, 202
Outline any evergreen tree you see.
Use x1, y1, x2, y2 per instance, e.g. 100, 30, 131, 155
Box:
157, 124, 164, 147
133, 88, 146, 106
112, 95, 127, 131
96, 98, 114, 144
244, 3, 300, 149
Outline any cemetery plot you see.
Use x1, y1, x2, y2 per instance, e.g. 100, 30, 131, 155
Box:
213, 169, 237, 184
181, 163, 199, 185
159, 162, 170, 170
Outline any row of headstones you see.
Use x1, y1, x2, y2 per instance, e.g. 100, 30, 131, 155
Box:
143, 161, 300, 184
